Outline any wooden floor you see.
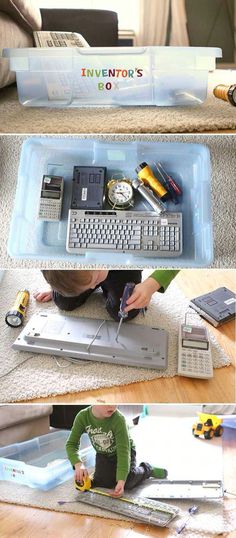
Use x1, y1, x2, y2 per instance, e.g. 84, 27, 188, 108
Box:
0, 423, 235, 538
27, 269, 236, 404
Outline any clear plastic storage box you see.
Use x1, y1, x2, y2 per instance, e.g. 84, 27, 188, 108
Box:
222, 417, 236, 429
0, 430, 95, 490
8, 137, 213, 267
3, 46, 222, 107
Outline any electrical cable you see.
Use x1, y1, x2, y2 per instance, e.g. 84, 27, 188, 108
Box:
86, 319, 106, 352
0, 356, 35, 379
224, 489, 236, 497
54, 356, 88, 368
0, 353, 91, 379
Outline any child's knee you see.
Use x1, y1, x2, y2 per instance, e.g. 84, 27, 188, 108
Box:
58, 302, 77, 312
53, 294, 77, 312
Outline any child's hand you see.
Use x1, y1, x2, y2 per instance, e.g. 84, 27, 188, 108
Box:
125, 278, 161, 312
74, 462, 88, 484
111, 480, 125, 497
33, 290, 53, 303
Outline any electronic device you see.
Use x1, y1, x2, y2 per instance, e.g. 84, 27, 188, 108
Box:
12, 312, 169, 370
178, 314, 213, 379
33, 31, 90, 101
5, 290, 30, 328
135, 162, 169, 201
38, 175, 64, 221
116, 282, 136, 341
70, 166, 106, 210
213, 84, 236, 107
76, 489, 179, 527
107, 175, 134, 209
134, 480, 224, 500
189, 287, 236, 327
66, 210, 182, 257
33, 31, 90, 48
132, 178, 166, 214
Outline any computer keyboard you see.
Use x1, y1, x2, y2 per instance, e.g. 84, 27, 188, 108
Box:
33, 31, 90, 48
66, 210, 182, 257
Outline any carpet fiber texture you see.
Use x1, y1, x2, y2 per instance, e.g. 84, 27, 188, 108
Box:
0, 70, 236, 134
0, 134, 235, 269
0, 270, 230, 403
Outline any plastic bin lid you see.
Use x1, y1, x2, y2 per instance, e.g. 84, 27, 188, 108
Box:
3, 46, 222, 58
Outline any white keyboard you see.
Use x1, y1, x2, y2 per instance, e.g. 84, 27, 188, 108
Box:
66, 210, 183, 257
33, 31, 90, 48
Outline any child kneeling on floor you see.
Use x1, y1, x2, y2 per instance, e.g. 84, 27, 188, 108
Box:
34, 269, 178, 322
66, 405, 167, 498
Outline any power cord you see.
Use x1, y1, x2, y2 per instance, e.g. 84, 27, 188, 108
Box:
224, 489, 236, 497
0, 349, 99, 378
0, 356, 35, 379
54, 356, 88, 368
86, 319, 106, 352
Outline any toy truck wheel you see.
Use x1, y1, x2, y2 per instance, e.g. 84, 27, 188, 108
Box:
214, 425, 223, 437
204, 428, 214, 439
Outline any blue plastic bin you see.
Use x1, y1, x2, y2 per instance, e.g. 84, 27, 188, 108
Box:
222, 417, 236, 429
8, 137, 213, 267
0, 430, 95, 490
3, 46, 222, 107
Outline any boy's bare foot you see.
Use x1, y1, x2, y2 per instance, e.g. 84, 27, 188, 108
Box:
33, 290, 53, 302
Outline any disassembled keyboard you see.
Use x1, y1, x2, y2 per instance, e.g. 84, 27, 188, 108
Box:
134, 480, 224, 500
66, 210, 182, 257
12, 312, 169, 370
77, 489, 179, 527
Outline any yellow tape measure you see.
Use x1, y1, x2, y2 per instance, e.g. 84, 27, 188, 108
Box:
75, 478, 172, 516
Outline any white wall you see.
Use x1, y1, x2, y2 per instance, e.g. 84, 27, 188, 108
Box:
147, 404, 202, 417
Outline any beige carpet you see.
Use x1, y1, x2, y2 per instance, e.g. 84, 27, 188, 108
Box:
0, 70, 236, 134
0, 270, 230, 403
0, 417, 234, 537
0, 480, 229, 537
0, 134, 235, 269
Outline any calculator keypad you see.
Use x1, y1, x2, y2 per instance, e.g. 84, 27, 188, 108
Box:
178, 349, 213, 378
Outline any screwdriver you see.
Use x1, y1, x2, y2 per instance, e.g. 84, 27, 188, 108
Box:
154, 162, 182, 204
176, 505, 199, 534
115, 282, 136, 342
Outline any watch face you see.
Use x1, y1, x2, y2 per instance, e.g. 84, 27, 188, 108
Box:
232, 87, 236, 103
108, 180, 133, 207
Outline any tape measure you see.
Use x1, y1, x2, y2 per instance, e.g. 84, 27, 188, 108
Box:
5, 289, 30, 327
75, 476, 92, 491
75, 478, 173, 515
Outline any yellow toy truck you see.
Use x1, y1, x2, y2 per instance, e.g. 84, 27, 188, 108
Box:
192, 413, 223, 440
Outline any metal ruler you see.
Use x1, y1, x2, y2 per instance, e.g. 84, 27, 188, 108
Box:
77, 488, 179, 527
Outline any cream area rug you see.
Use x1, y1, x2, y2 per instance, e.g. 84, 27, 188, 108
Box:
0, 417, 235, 537
0, 70, 236, 134
0, 134, 236, 269
0, 270, 230, 403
